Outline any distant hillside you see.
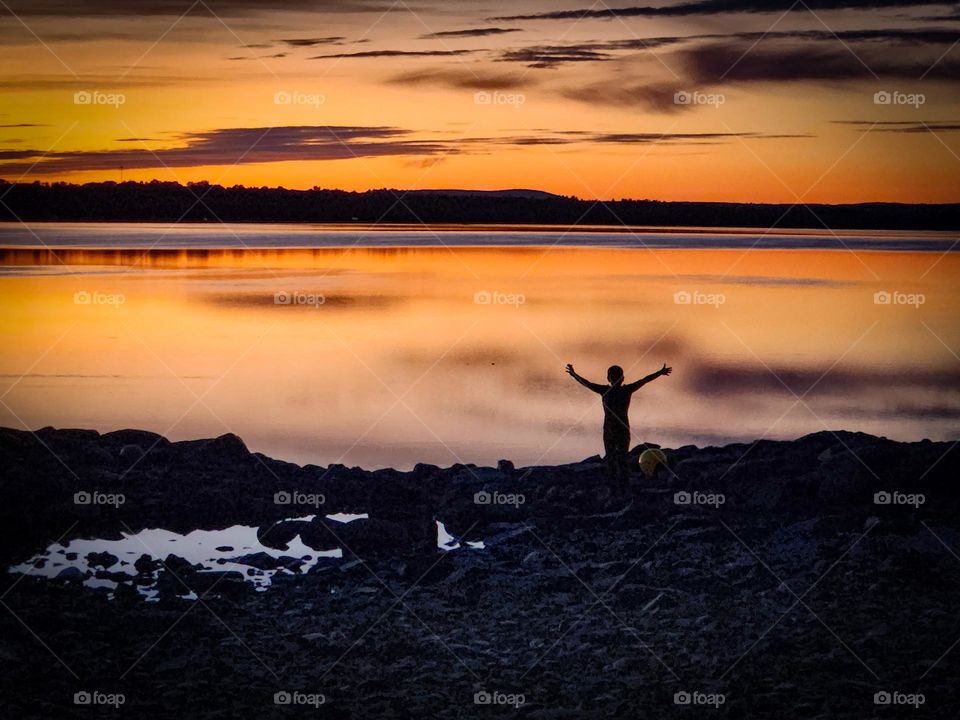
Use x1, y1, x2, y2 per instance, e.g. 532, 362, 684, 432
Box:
404, 188, 561, 200
0, 180, 957, 231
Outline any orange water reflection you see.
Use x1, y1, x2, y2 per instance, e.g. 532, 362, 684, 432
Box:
1, 246, 957, 468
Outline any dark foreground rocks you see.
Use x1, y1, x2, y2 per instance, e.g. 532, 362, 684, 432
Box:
0, 426, 958, 719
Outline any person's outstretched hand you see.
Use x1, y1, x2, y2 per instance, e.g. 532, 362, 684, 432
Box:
565, 363, 576, 376
660, 363, 673, 376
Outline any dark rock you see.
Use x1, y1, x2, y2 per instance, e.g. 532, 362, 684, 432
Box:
55, 566, 85, 580
85, 551, 118, 568
134, 553, 158, 574
230, 552, 302, 571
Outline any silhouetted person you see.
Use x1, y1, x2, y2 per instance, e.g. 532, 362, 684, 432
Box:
566, 363, 672, 491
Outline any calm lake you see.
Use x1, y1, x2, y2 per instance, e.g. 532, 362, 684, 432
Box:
1, 223, 957, 469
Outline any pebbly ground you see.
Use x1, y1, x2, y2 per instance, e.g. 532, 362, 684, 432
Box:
0, 426, 958, 719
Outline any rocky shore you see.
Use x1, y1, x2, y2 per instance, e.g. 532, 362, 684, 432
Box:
1, 426, 958, 718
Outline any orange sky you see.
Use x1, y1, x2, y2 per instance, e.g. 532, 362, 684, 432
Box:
1, 0, 958, 202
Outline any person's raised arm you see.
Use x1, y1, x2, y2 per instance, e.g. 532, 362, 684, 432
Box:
625, 363, 672, 392
566, 364, 607, 394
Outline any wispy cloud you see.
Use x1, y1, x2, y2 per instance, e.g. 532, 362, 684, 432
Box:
492, 28, 960, 68
494, 0, 958, 22
0, 124, 812, 176
311, 49, 479, 59
0, 126, 453, 175
390, 68, 535, 91
420, 27, 522, 39
277, 36, 349, 47
2, 0, 407, 17
834, 120, 960, 132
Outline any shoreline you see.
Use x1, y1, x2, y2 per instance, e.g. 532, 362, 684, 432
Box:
2, 425, 956, 565
1, 426, 959, 718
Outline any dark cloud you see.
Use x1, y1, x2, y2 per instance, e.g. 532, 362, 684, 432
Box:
559, 81, 686, 112
687, 362, 960, 398
227, 52, 289, 60
278, 37, 348, 47
475, 130, 813, 147
390, 68, 535, 91
421, 27, 522, 39
0, 124, 815, 175
834, 120, 960, 132
498, 45, 614, 68
0, 74, 204, 91
310, 49, 478, 59
2, 0, 407, 17
589, 131, 814, 143
0, 126, 453, 175
681, 41, 960, 83
494, 29, 960, 68
494, 0, 958, 22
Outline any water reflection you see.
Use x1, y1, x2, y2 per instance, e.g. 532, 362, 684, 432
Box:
0, 242, 957, 468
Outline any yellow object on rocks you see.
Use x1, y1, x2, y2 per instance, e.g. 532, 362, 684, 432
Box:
638, 448, 668, 478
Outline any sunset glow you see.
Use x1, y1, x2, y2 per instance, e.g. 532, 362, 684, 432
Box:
2, 0, 958, 202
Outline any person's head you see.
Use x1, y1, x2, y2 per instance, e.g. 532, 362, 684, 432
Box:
607, 365, 624, 386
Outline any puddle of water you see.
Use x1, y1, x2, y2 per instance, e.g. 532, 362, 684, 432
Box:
326, 513, 369, 523
437, 521, 485, 551
8, 517, 342, 601
9, 514, 484, 601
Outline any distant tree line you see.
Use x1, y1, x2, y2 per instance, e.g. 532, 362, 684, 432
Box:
0, 180, 956, 231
